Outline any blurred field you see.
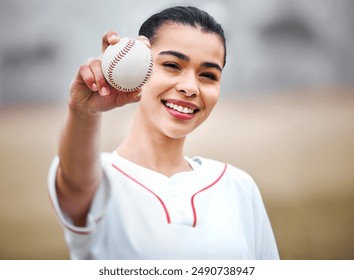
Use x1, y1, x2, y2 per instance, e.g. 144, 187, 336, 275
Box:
0, 89, 353, 259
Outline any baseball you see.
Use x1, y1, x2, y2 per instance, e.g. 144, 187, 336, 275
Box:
101, 37, 153, 92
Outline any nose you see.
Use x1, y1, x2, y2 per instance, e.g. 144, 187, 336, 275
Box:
178, 88, 198, 97
176, 72, 199, 97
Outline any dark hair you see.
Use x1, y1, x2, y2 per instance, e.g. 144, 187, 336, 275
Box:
139, 6, 226, 66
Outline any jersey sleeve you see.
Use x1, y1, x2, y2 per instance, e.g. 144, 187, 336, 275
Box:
47, 155, 112, 236
250, 180, 280, 259
227, 165, 280, 260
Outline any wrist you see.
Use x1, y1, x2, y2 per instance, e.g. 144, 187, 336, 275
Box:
68, 103, 102, 125
68, 96, 102, 117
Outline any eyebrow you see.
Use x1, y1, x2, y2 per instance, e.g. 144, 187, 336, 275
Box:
158, 50, 222, 72
201, 62, 222, 72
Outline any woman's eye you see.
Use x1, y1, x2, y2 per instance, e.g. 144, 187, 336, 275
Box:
163, 62, 180, 70
201, 72, 217, 81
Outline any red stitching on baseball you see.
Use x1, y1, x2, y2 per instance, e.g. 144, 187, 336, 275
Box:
107, 39, 153, 92
107, 39, 136, 90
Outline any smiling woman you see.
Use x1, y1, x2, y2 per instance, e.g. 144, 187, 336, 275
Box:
48, 5, 279, 260
129, 22, 224, 142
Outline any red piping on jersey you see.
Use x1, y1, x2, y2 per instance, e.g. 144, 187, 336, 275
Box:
191, 163, 228, 227
112, 164, 171, 224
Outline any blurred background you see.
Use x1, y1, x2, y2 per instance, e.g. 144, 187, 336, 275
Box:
0, 0, 353, 259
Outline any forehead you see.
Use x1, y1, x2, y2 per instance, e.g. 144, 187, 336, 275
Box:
151, 23, 225, 66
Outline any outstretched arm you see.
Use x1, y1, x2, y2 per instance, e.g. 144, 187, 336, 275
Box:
56, 31, 143, 226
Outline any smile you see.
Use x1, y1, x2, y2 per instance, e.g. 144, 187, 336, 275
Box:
162, 99, 200, 120
164, 101, 195, 114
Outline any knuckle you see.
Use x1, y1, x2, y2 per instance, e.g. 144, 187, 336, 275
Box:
79, 62, 90, 71
95, 75, 106, 85
87, 57, 97, 63
89, 58, 101, 66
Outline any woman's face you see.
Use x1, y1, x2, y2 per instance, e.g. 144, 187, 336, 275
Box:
138, 23, 225, 140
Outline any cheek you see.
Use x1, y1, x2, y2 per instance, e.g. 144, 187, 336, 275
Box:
203, 87, 220, 111
197, 90, 219, 127
142, 66, 170, 94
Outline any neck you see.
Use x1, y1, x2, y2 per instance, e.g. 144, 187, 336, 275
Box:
117, 114, 192, 177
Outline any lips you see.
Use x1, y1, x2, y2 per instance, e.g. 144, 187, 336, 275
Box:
162, 99, 200, 120
164, 101, 195, 114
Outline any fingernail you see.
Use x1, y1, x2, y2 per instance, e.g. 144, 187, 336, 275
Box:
101, 87, 109, 96
110, 35, 119, 42
92, 83, 98, 91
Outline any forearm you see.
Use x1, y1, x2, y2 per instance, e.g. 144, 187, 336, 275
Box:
55, 106, 103, 226
58, 106, 102, 193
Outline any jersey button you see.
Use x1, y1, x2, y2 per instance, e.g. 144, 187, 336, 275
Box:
169, 187, 179, 197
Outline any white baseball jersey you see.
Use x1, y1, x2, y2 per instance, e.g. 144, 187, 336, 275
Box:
48, 151, 279, 259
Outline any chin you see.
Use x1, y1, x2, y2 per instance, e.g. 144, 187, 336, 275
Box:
161, 122, 201, 140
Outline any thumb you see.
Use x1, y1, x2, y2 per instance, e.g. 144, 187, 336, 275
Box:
114, 89, 142, 107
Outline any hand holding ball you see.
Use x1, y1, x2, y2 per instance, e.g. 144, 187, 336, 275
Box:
101, 38, 153, 92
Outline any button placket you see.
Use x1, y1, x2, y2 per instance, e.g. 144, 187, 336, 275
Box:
163, 178, 194, 225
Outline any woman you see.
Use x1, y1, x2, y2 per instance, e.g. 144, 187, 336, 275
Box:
48, 6, 279, 259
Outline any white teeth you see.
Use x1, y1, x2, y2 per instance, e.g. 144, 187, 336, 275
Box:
165, 102, 195, 114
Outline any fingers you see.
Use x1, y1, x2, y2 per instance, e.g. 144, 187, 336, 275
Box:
102, 30, 120, 53
102, 31, 150, 54
79, 58, 110, 96
126, 90, 142, 104
78, 31, 150, 100
112, 89, 141, 108
90, 59, 110, 96
79, 63, 97, 92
